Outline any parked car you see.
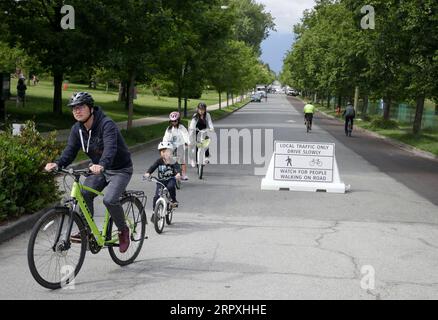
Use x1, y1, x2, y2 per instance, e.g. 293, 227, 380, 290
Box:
287, 89, 299, 96
250, 92, 262, 102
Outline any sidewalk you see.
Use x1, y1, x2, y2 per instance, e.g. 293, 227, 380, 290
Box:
47, 95, 246, 142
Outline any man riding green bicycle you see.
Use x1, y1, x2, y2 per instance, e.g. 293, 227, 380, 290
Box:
44, 92, 133, 253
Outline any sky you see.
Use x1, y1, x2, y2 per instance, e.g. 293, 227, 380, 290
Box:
258, 0, 316, 75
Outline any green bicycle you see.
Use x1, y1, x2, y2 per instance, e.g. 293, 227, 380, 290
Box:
27, 168, 147, 290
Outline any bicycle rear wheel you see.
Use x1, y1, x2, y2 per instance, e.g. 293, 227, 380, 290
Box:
27, 207, 87, 290
153, 201, 166, 234
108, 196, 147, 266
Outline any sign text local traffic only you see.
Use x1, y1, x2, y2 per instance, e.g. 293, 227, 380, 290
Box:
261, 141, 349, 193
274, 142, 335, 183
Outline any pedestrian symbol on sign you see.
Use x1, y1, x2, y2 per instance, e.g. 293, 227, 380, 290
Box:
286, 157, 292, 167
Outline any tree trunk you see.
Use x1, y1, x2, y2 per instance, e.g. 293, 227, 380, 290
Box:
219, 91, 221, 110
127, 73, 136, 130
184, 97, 188, 118
226, 92, 229, 107
354, 86, 360, 111
232, 92, 234, 105
125, 79, 131, 111
118, 81, 126, 102
435, 103, 438, 116
337, 95, 342, 109
177, 83, 182, 114
413, 95, 425, 135
53, 71, 63, 115
362, 95, 369, 115
0, 100, 5, 125
327, 93, 331, 109
383, 97, 391, 120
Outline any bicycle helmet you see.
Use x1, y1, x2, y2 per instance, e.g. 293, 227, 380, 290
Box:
169, 111, 180, 121
158, 141, 174, 151
67, 92, 94, 108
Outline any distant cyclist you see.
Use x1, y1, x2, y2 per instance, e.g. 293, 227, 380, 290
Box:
189, 102, 214, 167
44, 92, 133, 253
303, 102, 315, 130
343, 102, 356, 136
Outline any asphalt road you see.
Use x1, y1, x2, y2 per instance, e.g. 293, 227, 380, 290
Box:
0, 94, 437, 300
288, 96, 438, 206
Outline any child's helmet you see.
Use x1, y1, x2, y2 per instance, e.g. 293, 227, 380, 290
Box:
169, 111, 180, 121
158, 141, 174, 150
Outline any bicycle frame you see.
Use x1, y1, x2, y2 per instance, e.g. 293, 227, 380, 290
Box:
69, 180, 117, 247
196, 130, 211, 165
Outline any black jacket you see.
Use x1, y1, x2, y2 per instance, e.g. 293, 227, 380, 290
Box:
56, 106, 132, 170
147, 158, 179, 181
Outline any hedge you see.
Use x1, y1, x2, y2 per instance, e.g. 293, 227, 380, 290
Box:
0, 121, 63, 222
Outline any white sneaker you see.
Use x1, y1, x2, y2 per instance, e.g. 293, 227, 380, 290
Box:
182, 175, 189, 181
190, 160, 196, 168
204, 158, 210, 165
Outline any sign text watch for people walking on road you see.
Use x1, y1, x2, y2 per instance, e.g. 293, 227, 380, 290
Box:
274, 142, 335, 183
261, 141, 348, 193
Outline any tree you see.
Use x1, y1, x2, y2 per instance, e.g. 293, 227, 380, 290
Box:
229, 0, 276, 55
0, 0, 113, 115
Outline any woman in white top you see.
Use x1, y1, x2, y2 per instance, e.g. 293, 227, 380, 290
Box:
163, 111, 190, 180
189, 102, 214, 167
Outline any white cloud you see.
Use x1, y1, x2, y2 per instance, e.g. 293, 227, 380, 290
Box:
257, 0, 316, 34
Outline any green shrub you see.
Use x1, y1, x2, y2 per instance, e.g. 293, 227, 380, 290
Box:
0, 121, 63, 222
370, 117, 399, 130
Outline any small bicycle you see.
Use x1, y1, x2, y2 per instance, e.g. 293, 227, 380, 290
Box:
196, 129, 211, 179
27, 168, 147, 290
144, 176, 176, 234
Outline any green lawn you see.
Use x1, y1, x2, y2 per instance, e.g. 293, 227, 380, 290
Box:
314, 101, 438, 156
72, 97, 250, 163
6, 79, 220, 132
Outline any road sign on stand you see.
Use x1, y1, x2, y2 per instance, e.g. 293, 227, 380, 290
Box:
261, 141, 349, 193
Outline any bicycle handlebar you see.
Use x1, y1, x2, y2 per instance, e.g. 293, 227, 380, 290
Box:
143, 175, 168, 189
58, 167, 93, 176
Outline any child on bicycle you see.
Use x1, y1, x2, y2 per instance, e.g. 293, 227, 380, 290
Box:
163, 111, 190, 180
144, 141, 181, 215
189, 102, 214, 167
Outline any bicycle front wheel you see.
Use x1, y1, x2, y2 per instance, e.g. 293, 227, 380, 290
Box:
108, 196, 147, 266
154, 201, 166, 234
166, 207, 174, 225
27, 208, 87, 290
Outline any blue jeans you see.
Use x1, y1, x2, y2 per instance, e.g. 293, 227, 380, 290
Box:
153, 178, 177, 210
81, 167, 133, 230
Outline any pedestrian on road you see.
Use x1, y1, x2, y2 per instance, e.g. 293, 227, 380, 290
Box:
43, 92, 133, 253
16, 78, 27, 108
163, 111, 190, 180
